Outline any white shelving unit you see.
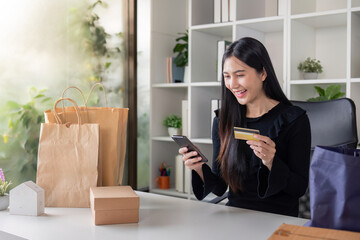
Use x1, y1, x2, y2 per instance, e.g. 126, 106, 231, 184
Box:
150, 0, 360, 199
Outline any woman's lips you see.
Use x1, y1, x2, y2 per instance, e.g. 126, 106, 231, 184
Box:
234, 90, 247, 98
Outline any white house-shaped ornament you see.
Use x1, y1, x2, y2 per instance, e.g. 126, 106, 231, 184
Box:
9, 181, 44, 216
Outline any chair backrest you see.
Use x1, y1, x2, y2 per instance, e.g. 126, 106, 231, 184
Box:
291, 98, 358, 150
291, 98, 358, 219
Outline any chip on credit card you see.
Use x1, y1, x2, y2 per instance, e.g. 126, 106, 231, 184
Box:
234, 127, 260, 141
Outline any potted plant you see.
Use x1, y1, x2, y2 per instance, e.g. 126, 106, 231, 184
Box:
307, 84, 345, 102
172, 30, 188, 82
0, 168, 12, 211
163, 114, 182, 136
297, 57, 323, 80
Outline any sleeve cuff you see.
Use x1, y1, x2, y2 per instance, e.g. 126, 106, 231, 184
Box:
192, 164, 227, 200
258, 156, 290, 198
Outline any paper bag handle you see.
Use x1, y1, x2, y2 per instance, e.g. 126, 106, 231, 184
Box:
61, 86, 87, 106
53, 98, 82, 125
85, 83, 108, 107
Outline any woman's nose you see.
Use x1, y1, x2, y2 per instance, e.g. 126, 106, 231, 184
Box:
229, 75, 239, 89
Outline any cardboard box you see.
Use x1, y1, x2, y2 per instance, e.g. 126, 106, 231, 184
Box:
269, 223, 360, 240
90, 186, 139, 225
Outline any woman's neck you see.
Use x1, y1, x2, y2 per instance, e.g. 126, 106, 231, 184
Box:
246, 97, 279, 118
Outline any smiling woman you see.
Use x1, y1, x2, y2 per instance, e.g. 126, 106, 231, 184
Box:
179, 37, 311, 217
0, 0, 131, 188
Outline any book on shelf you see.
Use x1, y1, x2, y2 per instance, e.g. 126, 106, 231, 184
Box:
214, 0, 221, 23
166, 57, 185, 83
229, 0, 236, 21
175, 154, 184, 193
221, 0, 229, 22
217, 40, 232, 82
211, 99, 221, 136
277, 0, 286, 16
182, 100, 189, 136
215, 0, 235, 23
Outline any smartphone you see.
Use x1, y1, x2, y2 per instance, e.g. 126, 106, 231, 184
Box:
171, 135, 208, 162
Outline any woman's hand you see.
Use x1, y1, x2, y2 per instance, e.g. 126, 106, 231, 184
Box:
179, 147, 205, 182
246, 135, 276, 170
179, 147, 205, 170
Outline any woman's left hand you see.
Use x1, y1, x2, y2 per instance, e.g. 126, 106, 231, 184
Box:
247, 135, 276, 170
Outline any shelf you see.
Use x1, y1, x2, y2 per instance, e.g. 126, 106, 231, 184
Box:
191, 23, 233, 38
152, 83, 189, 88
291, 11, 347, 28
290, 79, 347, 85
290, 12, 347, 80
152, 136, 212, 144
191, 138, 212, 144
291, 0, 347, 15
351, 78, 360, 83
236, 16, 284, 32
151, 188, 189, 198
191, 82, 221, 87
236, 18, 284, 36
290, 83, 346, 102
152, 136, 173, 142
151, 0, 360, 202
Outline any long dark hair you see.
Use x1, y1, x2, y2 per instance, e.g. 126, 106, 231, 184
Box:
217, 37, 291, 192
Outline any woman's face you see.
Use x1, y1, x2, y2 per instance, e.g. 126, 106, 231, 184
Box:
223, 56, 267, 106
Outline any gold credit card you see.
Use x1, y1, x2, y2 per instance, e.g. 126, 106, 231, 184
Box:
234, 127, 260, 141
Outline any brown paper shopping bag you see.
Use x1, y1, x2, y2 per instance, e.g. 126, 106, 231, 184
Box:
44, 83, 129, 186
37, 98, 100, 207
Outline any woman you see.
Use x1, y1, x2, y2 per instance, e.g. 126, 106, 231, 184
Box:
179, 37, 311, 217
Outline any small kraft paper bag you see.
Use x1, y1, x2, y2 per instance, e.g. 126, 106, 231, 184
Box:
37, 98, 100, 207
44, 83, 129, 186
306, 146, 360, 232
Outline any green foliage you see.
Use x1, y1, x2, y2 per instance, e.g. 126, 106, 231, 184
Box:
163, 114, 182, 129
0, 180, 11, 196
173, 30, 188, 67
84, 1, 123, 83
0, 88, 53, 188
298, 57, 323, 73
307, 85, 345, 102
69, 0, 123, 84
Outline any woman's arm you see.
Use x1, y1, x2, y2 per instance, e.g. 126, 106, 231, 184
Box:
190, 116, 228, 200
257, 113, 311, 199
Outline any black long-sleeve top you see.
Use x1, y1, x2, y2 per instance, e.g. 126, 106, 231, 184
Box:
192, 102, 311, 217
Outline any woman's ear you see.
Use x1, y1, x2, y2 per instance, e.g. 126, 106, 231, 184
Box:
261, 68, 267, 82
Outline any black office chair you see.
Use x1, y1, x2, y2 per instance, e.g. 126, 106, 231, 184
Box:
207, 98, 358, 216
291, 98, 358, 218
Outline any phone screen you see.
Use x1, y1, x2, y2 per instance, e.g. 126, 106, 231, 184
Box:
171, 135, 208, 162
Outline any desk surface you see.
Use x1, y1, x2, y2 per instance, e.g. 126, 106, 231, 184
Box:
0, 191, 307, 240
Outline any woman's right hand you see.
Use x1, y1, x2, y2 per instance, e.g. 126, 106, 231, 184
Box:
179, 147, 205, 172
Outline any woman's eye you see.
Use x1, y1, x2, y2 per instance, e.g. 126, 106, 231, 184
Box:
224, 75, 230, 79
237, 75, 244, 78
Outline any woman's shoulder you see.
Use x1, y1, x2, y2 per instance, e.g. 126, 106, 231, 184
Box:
277, 102, 306, 119
267, 102, 308, 138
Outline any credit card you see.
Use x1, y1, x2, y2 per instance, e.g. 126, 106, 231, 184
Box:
234, 127, 260, 141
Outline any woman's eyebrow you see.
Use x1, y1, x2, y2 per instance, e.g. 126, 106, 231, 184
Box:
223, 70, 245, 74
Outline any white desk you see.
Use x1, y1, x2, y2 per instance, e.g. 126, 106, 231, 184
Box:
0, 191, 307, 240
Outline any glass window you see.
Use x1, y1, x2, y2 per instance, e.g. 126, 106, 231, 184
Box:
0, 0, 129, 187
